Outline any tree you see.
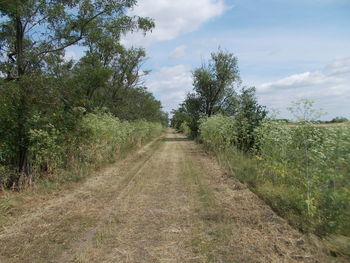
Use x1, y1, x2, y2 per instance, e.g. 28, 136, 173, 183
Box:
170, 105, 191, 131
175, 49, 240, 135
232, 87, 267, 152
112, 86, 167, 122
330, 117, 348, 123
192, 49, 240, 117
172, 51, 267, 146
0, 0, 153, 80
0, 0, 154, 174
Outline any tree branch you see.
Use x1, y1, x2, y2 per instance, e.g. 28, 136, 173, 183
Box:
35, 10, 106, 56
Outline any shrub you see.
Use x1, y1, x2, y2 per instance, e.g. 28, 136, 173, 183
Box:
179, 122, 191, 137
0, 112, 163, 188
199, 115, 350, 236
199, 115, 236, 150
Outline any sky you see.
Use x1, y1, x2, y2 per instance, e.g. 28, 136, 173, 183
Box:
68, 0, 350, 119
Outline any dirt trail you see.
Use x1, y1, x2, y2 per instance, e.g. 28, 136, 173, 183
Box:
0, 130, 338, 262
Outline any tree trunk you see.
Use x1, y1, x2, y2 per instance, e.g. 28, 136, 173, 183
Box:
15, 16, 25, 76
15, 15, 30, 175
17, 95, 30, 175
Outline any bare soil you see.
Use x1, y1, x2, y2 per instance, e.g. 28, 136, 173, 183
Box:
0, 130, 342, 262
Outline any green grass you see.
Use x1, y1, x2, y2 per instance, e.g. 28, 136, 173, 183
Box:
206, 145, 350, 257
181, 147, 236, 263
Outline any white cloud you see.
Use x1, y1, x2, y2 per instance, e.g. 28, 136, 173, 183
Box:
324, 56, 350, 76
123, 0, 227, 45
256, 57, 350, 119
258, 71, 339, 92
169, 45, 187, 59
146, 64, 193, 112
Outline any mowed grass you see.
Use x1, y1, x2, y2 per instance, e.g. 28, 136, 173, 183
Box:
0, 138, 164, 263
181, 145, 236, 263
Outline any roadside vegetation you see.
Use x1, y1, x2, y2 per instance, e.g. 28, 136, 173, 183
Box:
171, 49, 350, 255
0, 1, 167, 194
198, 114, 350, 236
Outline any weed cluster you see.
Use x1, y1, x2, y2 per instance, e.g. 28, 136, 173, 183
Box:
0, 112, 163, 189
199, 116, 350, 237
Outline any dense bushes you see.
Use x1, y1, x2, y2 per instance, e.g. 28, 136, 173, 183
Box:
199, 115, 236, 150
179, 122, 192, 137
81, 113, 162, 165
0, 112, 163, 189
199, 116, 350, 236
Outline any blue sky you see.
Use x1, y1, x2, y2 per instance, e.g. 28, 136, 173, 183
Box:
68, 0, 350, 119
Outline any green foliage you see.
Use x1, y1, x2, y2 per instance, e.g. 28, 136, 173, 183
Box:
62, 48, 165, 122
192, 49, 240, 117
112, 87, 167, 122
179, 122, 191, 137
29, 122, 63, 173
199, 87, 266, 152
171, 49, 241, 136
331, 116, 349, 123
255, 120, 350, 235
198, 108, 350, 237
199, 115, 236, 150
199, 100, 349, 236
80, 113, 163, 164
0, 112, 163, 188
171, 106, 192, 131
172, 51, 266, 142
231, 87, 267, 152
0, 0, 165, 187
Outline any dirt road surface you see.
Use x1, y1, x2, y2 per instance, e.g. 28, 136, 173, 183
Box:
0, 130, 339, 262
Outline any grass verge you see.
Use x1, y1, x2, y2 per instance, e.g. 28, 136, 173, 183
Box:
206, 145, 350, 259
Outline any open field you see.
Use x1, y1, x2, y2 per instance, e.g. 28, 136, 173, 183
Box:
286, 122, 350, 127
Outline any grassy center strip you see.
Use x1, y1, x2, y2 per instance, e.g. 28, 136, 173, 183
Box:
180, 144, 236, 263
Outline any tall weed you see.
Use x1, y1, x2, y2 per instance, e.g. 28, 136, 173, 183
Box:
199, 116, 350, 237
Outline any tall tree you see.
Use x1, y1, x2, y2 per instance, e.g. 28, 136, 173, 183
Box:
175, 49, 240, 135
192, 49, 240, 117
0, 0, 154, 174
